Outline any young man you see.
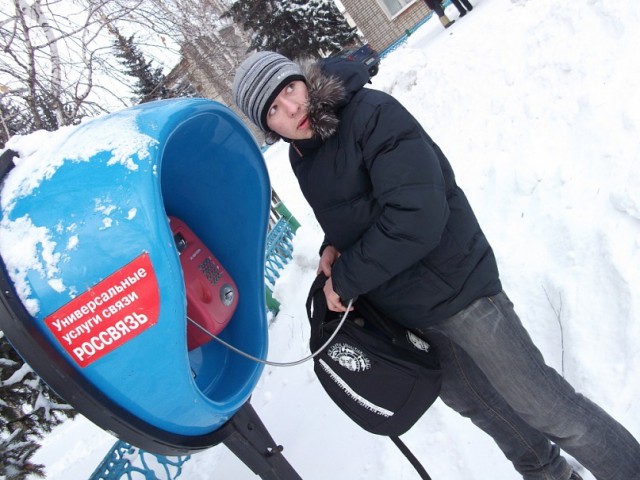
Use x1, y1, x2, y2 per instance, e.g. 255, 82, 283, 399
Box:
232, 51, 640, 480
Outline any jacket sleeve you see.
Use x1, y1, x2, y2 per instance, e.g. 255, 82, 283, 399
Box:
318, 235, 332, 257
330, 97, 450, 302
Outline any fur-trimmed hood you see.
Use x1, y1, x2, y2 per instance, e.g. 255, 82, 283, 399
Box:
303, 60, 345, 141
265, 57, 370, 144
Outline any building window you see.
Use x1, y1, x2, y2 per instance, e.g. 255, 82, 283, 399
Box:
377, 0, 416, 19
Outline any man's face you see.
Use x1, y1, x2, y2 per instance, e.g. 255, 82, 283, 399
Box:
265, 81, 313, 140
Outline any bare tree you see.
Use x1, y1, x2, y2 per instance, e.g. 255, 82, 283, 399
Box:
1, 0, 257, 144
0, 0, 168, 137
105, 0, 250, 103
103, 0, 262, 138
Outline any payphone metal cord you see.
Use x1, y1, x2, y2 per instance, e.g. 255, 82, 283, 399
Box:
186, 298, 354, 367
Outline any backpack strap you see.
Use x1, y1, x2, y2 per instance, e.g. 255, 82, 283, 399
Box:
390, 436, 432, 480
305, 273, 330, 336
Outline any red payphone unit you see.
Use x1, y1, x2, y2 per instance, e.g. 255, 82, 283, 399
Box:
170, 217, 238, 350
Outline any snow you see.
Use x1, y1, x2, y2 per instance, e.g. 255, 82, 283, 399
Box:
0, 109, 160, 316
1, 110, 157, 215
1, 0, 638, 478
0, 215, 63, 315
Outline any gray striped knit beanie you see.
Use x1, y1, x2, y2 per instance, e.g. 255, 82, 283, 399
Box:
232, 51, 305, 132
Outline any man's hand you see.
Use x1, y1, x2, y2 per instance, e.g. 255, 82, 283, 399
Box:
323, 276, 353, 312
317, 245, 340, 276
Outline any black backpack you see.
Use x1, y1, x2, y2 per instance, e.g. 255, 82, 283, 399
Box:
306, 274, 441, 478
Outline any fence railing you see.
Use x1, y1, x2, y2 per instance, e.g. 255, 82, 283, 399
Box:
89, 441, 191, 480
265, 217, 296, 291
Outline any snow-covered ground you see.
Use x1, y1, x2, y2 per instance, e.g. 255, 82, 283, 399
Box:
5, 0, 639, 478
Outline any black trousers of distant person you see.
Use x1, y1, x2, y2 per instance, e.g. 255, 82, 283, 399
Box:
450, 0, 473, 15
424, 0, 446, 17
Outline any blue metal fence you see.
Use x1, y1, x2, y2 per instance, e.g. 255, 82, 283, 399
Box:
89, 441, 190, 480
264, 217, 296, 290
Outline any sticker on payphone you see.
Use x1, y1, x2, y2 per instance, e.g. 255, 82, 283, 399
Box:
169, 216, 238, 350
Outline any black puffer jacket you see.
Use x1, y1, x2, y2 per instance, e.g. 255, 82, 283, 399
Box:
289, 59, 502, 328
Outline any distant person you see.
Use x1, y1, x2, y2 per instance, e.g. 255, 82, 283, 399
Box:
233, 50, 640, 480
424, 0, 455, 29
451, 0, 474, 17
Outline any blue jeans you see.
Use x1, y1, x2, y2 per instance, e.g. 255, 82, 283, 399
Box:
415, 292, 640, 480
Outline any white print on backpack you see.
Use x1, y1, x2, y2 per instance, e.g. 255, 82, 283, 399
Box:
319, 359, 393, 417
327, 343, 371, 372
407, 331, 431, 352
